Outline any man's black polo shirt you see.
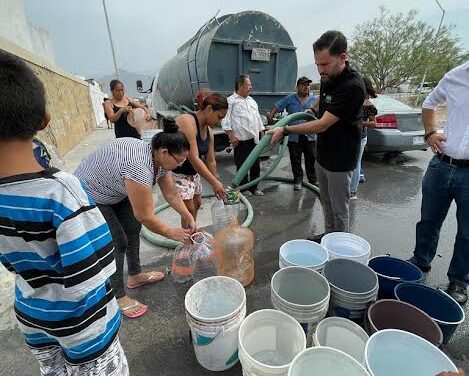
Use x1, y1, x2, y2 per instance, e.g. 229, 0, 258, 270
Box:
317, 62, 365, 172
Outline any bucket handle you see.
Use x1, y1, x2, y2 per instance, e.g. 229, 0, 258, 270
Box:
370, 254, 403, 281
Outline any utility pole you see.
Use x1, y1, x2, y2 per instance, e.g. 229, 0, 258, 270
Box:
102, 0, 119, 79
415, 0, 445, 106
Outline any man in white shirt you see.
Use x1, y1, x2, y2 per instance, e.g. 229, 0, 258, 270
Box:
222, 74, 265, 196
409, 61, 469, 305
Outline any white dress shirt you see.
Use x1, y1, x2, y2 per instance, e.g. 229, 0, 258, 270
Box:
221, 93, 265, 144
422, 61, 469, 159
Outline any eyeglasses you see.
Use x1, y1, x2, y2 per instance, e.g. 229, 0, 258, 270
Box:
169, 152, 186, 166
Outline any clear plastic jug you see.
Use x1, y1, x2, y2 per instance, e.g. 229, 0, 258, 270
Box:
211, 199, 240, 235
171, 243, 192, 283
189, 232, 218, 283
215, 224, 255, 286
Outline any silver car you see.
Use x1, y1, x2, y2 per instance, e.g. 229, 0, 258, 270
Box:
367, 95, 426, 153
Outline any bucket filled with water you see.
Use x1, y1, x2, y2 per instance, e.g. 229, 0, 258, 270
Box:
288, 347, 371, 376
238, 309, 306, 376
365, 329, 458, 376
271, 266, 330, 328
185, 276, 246, 371
313, 317, 369, 365
367, 255, 422, 299
279, 240, 328, 271
323, 259, 378, 323
321, 232, 371, 264
365, 299, 443, 347
394, 283, 465, 344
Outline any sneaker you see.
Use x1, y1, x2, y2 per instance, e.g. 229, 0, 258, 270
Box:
307, 233, 325, 244
242, 191, 252, 197
253, 189, 264, 196
350, 192, 358, 200
293, 183, 302, 191
407, 256, 431, 273
446, 281, 468, 305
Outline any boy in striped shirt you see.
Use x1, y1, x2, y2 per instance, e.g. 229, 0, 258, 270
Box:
0, 52, 128, 374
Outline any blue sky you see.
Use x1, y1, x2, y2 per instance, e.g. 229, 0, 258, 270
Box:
24, 0, 469, 77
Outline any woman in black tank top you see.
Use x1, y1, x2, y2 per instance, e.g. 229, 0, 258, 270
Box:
103, 79, 151, 139
173, 91, 229, 229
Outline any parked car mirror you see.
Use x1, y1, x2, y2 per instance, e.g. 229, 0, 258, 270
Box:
136, 80, 143, 92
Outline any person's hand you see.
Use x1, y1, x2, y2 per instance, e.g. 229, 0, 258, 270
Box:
427, 132, 447, 154
165, 227, 192, 243
229, 135, 240, 148
212, 180, 226, 199
436, 369, 466, 376
121, 106, 133, 113
267, 127, 284, 144
184, 216, 197, 234
266, 112, 274, 125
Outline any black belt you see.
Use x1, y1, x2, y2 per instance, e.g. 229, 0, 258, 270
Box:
437, 153, 469, 167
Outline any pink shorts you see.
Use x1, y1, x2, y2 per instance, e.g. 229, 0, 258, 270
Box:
173, 173, 202, 200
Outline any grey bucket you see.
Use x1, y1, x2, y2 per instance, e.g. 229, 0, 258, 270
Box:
323, 259, 378, 322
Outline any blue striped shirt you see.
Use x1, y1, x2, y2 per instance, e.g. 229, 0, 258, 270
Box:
0, 168, 120, 365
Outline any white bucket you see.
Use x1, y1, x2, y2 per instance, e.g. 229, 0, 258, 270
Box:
323, 259, 378, 322
365, 329, 458, 376
141, 128, 162, 143
321, 232, 371, 264
313, 317, 369, 365
279, 240, 328, 271
185, 276, 246, 371
288, 347, 371, 376
271, 267, 330, 325
239, 309, 306, 376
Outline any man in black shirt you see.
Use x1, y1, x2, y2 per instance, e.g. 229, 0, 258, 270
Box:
268, 30, 365, 241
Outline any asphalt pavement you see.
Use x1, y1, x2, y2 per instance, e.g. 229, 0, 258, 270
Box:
0, 129, 467, 375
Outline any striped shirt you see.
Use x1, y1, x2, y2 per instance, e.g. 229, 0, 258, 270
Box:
75, 137, 168, 205
0, 168, 120, 365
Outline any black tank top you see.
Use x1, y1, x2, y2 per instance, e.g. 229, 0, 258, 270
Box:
113, 98, 140, 139
173, 112, 210, 176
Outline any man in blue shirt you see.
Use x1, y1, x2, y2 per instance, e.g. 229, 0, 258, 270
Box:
267, 76, 317, 190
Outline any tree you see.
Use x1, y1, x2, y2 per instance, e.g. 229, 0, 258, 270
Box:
348, 7, 468, 92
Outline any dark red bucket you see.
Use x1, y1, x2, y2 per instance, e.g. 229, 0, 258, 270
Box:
365, 299, 443, 347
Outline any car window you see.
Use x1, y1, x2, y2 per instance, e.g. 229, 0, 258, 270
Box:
370, 95, 414, 112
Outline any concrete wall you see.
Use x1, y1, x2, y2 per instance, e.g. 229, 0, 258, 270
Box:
0, 0, 55, 63
88, 80, 107, 126
0, 36, 96, 155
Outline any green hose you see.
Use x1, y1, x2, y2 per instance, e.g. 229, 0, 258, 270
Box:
142, 112, 318, 248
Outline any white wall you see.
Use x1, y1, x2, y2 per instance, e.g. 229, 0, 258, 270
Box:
29, 22, 55, 62
88, 80, 106, 126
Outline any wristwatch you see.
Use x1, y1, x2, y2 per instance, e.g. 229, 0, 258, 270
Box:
282, 125, 290, 136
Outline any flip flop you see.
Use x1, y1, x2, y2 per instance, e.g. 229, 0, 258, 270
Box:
127, 271, 165, 289
120, 300, 148, 319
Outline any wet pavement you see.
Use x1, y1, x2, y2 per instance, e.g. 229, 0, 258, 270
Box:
0, 128, 467, 374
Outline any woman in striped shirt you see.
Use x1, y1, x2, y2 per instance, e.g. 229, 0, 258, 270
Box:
75, 128, 195, 319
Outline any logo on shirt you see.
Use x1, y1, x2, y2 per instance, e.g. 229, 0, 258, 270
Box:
325, 95, 332, 104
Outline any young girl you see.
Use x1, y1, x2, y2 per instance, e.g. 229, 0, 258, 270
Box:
173, 91, 228, 228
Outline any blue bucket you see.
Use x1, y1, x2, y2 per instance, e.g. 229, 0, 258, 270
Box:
368, 256, 423, 299
394, 283, 465, 344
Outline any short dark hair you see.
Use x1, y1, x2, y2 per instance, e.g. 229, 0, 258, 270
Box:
151, 119, 190, 155
235, 74, 250, 91
313, 30, 347, 56
0, 50, 46, 140
110, 79, 123, 92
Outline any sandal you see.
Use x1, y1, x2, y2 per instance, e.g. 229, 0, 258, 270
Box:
120, 300, 148, 319
127, 271, 165, 289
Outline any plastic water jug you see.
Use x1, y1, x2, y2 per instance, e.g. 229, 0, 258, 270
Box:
215, 224, 254, 286
171, 243, 192, 283
211, 199, 240, 235
190, 232, 218, 283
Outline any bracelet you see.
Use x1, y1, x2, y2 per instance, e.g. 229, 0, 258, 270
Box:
282, 125, 290, 136
424, 130, 436, 142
